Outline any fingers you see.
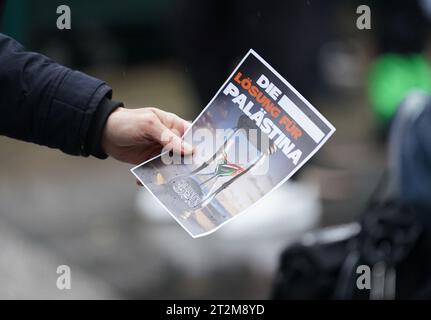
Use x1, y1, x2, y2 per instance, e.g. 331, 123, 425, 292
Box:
145, 120, 192, 155
144, 109, 193, 155
152, 109, 191, 136
158, 127, 193, 155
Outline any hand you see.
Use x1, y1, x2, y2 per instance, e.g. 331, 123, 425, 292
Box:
102, 107, 192, 165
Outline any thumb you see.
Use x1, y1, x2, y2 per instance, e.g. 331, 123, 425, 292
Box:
158, 125, 193, 155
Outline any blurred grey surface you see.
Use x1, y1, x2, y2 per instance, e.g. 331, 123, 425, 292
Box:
0, 61, 383, 299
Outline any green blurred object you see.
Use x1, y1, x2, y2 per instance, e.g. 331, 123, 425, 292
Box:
1, 0, 27, 43
368, 54, 431, 123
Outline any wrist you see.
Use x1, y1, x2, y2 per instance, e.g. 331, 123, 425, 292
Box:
87, 97, 123, 159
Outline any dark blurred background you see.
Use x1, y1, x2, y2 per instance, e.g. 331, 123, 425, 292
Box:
0, 0, 430, 298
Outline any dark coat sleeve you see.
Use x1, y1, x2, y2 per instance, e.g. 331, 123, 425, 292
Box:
0, 33, 121, 158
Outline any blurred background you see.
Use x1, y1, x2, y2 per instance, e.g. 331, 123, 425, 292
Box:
0, 0, 430, 299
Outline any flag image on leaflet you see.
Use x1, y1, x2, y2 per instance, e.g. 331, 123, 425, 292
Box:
131, 49, 336, 238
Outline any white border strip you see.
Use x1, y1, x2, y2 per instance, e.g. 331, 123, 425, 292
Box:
278, 95, 325, 143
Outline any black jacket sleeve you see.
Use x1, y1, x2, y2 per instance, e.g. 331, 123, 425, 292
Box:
0, 33, 121, 158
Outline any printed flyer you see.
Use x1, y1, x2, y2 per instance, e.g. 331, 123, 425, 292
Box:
132, 49, 336, 238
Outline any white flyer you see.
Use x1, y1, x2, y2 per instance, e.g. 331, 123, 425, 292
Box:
132, 49, 335, 238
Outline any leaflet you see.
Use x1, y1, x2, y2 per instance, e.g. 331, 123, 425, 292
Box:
132, 49, 335, 238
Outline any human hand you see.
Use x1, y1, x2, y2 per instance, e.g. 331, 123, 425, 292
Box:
101, 107, 192, 165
